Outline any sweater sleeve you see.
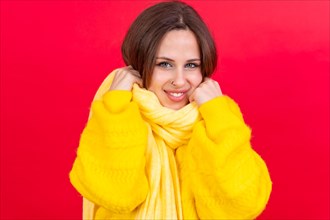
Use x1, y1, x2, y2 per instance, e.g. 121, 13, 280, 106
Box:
69, 90, 149, 214
178, 96, 272, 219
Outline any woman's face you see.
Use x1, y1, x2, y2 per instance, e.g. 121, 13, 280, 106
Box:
148, 29, 203, 110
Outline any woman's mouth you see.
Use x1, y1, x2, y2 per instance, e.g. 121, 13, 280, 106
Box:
170, 92, 184, 97
165, 90, 187, 102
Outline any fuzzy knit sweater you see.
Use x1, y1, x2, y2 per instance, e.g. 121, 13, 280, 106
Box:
70, 72, 272, 219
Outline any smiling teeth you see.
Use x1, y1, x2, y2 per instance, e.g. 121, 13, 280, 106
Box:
170, 92, 183, 97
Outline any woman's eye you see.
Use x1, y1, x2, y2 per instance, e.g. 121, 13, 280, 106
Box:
185, 63, 199, 68
157, 62, 172, 68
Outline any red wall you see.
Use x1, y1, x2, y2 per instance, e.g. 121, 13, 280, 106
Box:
1, 1, 329, 219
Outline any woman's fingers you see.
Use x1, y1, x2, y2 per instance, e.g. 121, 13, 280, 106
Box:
189, 78, 223, 106
110, 66, 142, 91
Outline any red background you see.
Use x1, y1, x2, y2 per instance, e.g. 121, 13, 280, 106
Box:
1, 1, 329, 219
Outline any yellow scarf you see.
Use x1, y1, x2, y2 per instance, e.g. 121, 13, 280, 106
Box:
83, 70, 201, 219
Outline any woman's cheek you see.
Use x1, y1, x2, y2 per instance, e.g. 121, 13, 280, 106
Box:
193, 73, 203, 88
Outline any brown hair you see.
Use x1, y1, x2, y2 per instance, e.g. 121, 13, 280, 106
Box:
121, 1, 217, 88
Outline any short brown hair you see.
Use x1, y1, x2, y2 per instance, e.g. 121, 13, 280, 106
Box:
121, 1, 217, 88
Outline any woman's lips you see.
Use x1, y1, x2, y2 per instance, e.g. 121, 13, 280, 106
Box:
165, 90, 188, 102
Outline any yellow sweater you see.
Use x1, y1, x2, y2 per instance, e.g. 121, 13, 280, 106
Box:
70, 81, 272, 219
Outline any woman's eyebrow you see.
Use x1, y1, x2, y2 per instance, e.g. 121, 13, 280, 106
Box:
156, 57, 175, 61
187, 58, 201, 62
156, 57, 201, 62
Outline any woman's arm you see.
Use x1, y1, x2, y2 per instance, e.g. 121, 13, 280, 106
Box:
70, 90, 149, 214
180, 95, 272, 219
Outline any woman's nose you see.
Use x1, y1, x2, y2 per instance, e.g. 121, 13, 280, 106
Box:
171, 69, 186, 87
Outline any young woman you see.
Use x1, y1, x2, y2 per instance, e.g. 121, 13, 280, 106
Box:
70, 1, 272, 219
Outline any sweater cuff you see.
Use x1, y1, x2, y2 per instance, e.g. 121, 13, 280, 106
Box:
199, 95, 231, 121
103, 90, 132, 113
198, 95, 248, 142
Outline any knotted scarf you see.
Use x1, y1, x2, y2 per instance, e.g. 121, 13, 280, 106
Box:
83, 70, 201, 219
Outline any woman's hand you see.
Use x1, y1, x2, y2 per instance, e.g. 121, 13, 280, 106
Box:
189, 78, 223, 106
110, 66, 142, 91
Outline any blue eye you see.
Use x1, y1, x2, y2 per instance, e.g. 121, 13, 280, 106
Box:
185, 63, 199, 68
157, 62, 172, 68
